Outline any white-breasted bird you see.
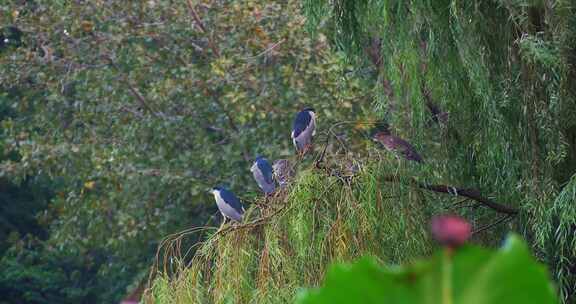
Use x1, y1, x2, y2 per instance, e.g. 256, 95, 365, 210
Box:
210, 187, 245, 223
251, 155, 275, 195
291, 107, 316, 154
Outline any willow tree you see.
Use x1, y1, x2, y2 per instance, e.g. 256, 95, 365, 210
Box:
303, 0, 576, 302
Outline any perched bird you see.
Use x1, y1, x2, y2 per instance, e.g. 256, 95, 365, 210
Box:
273, 159, 293, 188
373, 130, 424, 163
291, 107, 316, 154
251, 155, 275, 195
210, 187, 245, 223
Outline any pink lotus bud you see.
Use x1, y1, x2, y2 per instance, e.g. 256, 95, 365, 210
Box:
431, 215, 471, 248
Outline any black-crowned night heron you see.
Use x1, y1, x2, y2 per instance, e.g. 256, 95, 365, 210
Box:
291, 107, 316, 154
251, 155, 275, 195
373, 130, 424, 163
210, 187, 245, 224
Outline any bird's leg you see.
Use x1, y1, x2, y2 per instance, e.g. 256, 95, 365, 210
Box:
217, 217, 227, 232
304, 143, 314, 153
394, 154, 402, 175
303, 143, 313, 156
296, 150, 304, 163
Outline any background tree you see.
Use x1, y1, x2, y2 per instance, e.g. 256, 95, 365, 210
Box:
0, 1, 367, 302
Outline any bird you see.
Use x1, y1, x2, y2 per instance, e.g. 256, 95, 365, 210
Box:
291, 107, 316, 154
210, 187, 245, 224
372, 130, 424, 163
273, 159, 293, 189
251, 155, 275, 195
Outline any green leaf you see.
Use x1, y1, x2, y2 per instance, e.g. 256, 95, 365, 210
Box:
297, 234, 558, 304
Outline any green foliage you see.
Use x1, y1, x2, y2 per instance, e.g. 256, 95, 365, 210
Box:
297, 235, 558, 304
302, 1, 576, 302
533, 174, 576, 301
1, 0, 574, 302
0, 238, 148, 304
0, 176, 52, 254
1, 0, 370, 302
147, 153, 521, 303
1, 0, 365, 248
148, 164, 425, 303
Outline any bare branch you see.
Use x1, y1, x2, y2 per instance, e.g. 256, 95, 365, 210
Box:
102, 55, 160, 118
125, 81, 159, 118
186, 0, 221, 57
382, 175, 519, 215
245, 39, 285, 60
472, 214, 515, 235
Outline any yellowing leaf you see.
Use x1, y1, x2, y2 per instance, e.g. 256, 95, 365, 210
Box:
81, 20, 94, 33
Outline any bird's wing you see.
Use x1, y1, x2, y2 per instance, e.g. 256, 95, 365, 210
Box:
310, 112, 317, 136
394, 138, 424, 163
292, 111, 312, 139
257, 159, 274, 184
407, 149, 424, 163
219, 189, 244, 215
250, 161, 258, 172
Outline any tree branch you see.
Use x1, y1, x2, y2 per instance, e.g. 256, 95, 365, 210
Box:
245, 39, 285, 60
315, 122, 517, 215
184, 2, 250, 161
102, 55, 159, 118
186, 0, 221, 57
382, 176, 519, 215
472, 214, 514, 235
125, 81, 159, 118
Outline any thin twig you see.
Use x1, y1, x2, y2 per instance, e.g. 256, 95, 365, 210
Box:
102, 55, 160, 118
186, 0, 221, 57
126, 82, 159, 118
472, 214, 514, 235
316, 120, 378, 167
246, 39, 286, 60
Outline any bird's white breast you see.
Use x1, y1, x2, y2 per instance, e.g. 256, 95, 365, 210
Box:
212, 190, 243, 221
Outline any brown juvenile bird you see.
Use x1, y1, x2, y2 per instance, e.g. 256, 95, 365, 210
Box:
272, 159, 293, 189
372, 129, 424, 163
